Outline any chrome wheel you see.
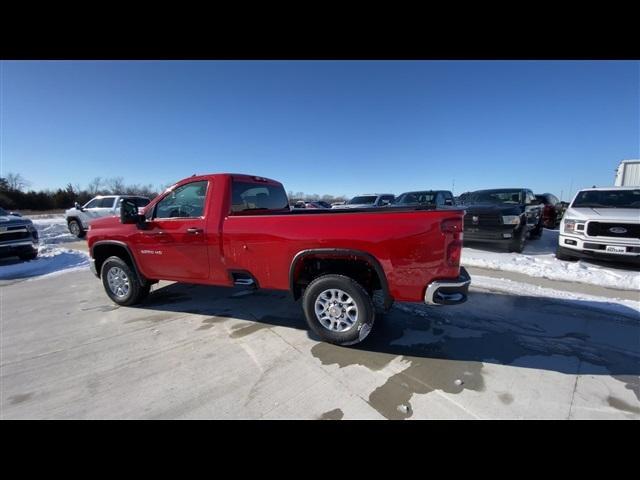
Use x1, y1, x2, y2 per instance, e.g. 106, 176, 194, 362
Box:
107, 266, 130, 299
314, 289, 358, 332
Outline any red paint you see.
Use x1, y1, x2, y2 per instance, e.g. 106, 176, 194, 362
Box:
88, 174, 466, 303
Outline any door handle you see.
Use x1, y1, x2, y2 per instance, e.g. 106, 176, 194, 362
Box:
186, 228, 204, 235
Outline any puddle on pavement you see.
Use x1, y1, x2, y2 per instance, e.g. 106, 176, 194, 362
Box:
8, 392, 34, 405
124, 313, 176, 324
311, 340, 485, 420
607, 396, 640, 415
368, 358, 485, 419
197, 314, 233, 331
319, 408, 344, 420
230, 322, 270, 338
81, 304, 119, 312
498, 393, 514, 404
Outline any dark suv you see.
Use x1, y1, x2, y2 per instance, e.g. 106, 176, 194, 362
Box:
459, 188, 543, 252
393, 190, 455, 208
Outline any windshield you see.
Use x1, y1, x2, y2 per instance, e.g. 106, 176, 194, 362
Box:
572, 189, 640, 209
466, 190, 523, 204
348, 196, 377, 205
395, 192, 435, 205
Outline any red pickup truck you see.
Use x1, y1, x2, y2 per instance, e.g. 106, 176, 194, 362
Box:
87, 173, 470, 345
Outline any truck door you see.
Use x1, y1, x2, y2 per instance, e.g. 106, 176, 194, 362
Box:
136, 180, 210, 281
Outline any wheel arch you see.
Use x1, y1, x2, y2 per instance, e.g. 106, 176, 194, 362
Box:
289, 248, 393, 309
92, 240, 147, 286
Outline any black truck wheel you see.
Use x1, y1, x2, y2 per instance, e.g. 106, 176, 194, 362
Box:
302, 274, 375, 346
68, 219, 86, 238
19, 250, 38, 261
530, 219, 544, 240
101, 256, 150, 306
508, 228, 527, 253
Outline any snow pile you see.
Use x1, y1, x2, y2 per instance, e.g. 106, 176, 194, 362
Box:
462, 229, 640, 291
0, 214, 89, 280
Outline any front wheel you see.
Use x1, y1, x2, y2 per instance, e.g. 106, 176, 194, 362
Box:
19, 250, 38, 261
530, 220, 544, 239
68, 219, 86, 238
101, 256, 150, 306
302, 274, 375, 346
508, 229, 526, 253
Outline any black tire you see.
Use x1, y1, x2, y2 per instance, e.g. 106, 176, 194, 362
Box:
100, 256, 150, 306
19, 250, 38, 261
530, 219, 543, 240
302, 274, 375, 346
555, 246, 578, 262
68, 219, 86, 238
508, 228, 526, 253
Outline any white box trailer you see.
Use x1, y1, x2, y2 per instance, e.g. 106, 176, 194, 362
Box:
615, 159, 640, 186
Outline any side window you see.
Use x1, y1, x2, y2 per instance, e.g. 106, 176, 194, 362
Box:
379, 195, 394, 206
84, 199, 99, 209
444, 192, 454, 205
154, 181, 208, 219
98, 197, 115, 208
231, 181, 289, 213
526, 191, 536, 204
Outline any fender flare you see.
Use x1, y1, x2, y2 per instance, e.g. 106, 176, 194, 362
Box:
289, 248, 393, 309
91, 240, 147, 286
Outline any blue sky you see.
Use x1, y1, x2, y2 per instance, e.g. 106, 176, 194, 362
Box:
1, 60, 638, 200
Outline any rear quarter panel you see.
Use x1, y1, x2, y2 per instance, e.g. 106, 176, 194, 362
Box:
222, 209, 463, 302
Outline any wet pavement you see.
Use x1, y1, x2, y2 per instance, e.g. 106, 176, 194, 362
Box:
1, 269, 638, 419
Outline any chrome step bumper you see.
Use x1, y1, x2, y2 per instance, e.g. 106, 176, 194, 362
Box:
424, 267, 471, 305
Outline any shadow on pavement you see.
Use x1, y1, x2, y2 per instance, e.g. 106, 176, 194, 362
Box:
132, 282, 640, 385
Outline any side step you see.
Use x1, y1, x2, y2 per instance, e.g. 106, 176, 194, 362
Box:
231, 271, 257, 287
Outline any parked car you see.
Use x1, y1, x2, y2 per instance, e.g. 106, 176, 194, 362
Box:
0, 207, 39, 261
556, 187, 640, 265
333, 194, 396, 209
87, 173, 470, 346
393, 190, 455, 208
331, 201, 346, 207
65, 195, 151, 238
305, 201, 331, 209
535, 193, 562, 228
459, 188, 544, 253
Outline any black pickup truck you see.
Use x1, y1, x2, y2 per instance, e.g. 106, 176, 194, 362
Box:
0, 207, 39, 260
459, 188, 543, 252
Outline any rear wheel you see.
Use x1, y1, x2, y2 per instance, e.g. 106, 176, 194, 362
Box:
68, 219, 86, 238
101, 256, 150, 306
302, 274, 375, 346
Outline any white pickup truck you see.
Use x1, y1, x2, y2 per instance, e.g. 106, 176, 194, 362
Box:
556, 187, 640, 265
65, 195, 150, 238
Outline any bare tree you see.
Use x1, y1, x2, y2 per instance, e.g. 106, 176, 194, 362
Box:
5, 172, 31, 191
105, 176, 125, 194
87, 177, 103, 196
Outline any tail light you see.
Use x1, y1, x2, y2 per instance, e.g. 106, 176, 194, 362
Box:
447, 240, 462, 266
442, 218, 463, 266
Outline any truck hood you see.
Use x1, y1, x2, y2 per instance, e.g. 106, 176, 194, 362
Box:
0, 215, 33, 227
565, 207, 640, 222
461, 204, 523, 216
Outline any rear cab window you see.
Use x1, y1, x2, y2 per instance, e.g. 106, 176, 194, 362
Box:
230, 179, 289, 215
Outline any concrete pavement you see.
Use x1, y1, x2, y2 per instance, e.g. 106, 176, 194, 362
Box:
1, 269, 638, 419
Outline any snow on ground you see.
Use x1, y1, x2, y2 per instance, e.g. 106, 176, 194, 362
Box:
462, 229, 640, 291
0, 215, 89, 281
471, 275, 640, 315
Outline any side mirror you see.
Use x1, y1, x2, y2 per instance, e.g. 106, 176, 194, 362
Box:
74, 201, 84, 212
120, 199, 146, 228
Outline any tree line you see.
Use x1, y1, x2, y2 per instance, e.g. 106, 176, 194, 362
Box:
0, 173, 161, 211
0, 173, 350, 211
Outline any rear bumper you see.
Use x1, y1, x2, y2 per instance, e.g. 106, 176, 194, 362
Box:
424, 267, 471, 305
